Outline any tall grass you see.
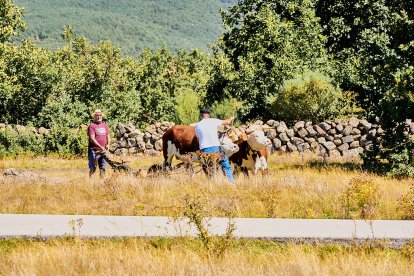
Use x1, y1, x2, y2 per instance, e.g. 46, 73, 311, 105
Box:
0, 238, 413, 275
0, 154, 411, 219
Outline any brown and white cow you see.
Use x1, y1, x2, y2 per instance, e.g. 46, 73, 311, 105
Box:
162, 125, 239, 169
228, 129, 271, 175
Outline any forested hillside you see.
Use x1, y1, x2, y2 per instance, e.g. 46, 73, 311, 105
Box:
13, 0, 237, 55
2, 0, 414, 176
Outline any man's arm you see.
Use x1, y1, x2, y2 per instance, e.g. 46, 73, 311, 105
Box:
106, 131, 111, 150
221, 116, 235, 126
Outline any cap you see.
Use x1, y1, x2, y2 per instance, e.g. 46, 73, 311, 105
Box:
199, 108, 211, 115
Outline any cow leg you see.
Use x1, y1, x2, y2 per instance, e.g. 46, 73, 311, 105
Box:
232, 165, 240, 175
232, 165, 248, 176
259, 155, 269, 176
240, 167, 249, 176
163, 141, 177, 170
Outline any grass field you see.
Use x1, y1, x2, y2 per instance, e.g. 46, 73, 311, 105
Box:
0, 154, 412, 219
1, 154, 414, 274
0, 238, 413, 275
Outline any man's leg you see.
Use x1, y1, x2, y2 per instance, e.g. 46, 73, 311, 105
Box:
88, 150, 97, 177
220, 156, 235, 184
97, 153, 108, 178
200, 147, 220, 178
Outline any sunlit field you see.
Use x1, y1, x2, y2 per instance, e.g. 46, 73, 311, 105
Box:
1, 154, 414, 275
0, 238, 413, 275
0, 154, 412, 219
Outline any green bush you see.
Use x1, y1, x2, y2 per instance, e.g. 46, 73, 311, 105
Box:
267, 71, 361, 122
210, 98, 243, 121
37, 93, 90, 128
0, 127, 44, 158
43, 126, 88, 158
175, 88, 200, 125
0, 125, 88, 159
387, 149, 414, 178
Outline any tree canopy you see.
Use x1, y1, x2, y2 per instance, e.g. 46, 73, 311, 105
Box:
1, 0, 414, 175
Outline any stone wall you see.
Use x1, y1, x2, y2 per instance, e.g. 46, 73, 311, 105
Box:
110, 117, 393, 158
3, 118, 414, 158
0, 123, 50, 137
110, 122, 174, 156
264, 118, 379, 157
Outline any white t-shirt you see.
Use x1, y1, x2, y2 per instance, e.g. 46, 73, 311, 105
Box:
195, 118, 222, 149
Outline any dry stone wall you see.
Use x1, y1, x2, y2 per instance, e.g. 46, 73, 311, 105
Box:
111, 117, 414, 156
263, 118, 379, 157
3, 118, 414, 158
0, 123, 50, 138
111, 121, 175, 156
110, 117, 395, 158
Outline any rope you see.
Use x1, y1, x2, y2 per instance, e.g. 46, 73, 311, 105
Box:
99, 151, 141, 176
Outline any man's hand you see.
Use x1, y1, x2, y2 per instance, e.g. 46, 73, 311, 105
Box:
222, 116, 236, 126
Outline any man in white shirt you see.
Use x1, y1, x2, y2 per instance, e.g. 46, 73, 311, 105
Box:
195, 108, 235, 183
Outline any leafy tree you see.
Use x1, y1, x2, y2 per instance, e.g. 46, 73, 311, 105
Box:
315, 0, 414, 176
35, 28, 144, 127
213, 0, 333, 119
0, 40, 55, 124
135, 46, 210, 126
175, 88, 200, 125
0, 0, 26, 43
210, 98, 244, 121
315, 0, 414, 116
363, 66, 414, 177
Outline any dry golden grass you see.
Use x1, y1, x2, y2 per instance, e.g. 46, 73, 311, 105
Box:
1, 154, 413, 275
0, 154, 412, 219
0, 238, 413, 275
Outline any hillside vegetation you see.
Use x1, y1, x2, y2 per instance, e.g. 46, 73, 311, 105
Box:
1, 0, 414, 176
14, 0, 237, 55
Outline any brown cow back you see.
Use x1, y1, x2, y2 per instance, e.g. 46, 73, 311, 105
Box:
162, 125, 200, 163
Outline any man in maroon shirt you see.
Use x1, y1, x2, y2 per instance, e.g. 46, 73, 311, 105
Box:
88, 109, 111, 177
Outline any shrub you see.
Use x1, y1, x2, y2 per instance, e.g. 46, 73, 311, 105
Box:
37, 93, 90, 128
341, 177, 381, 219
0, 127, 44, 158
183, 195, 236, 257
210, 98, 244, 121
43, 126, 88, 158
267, 71, 362, 122
175, 88, 200, 125
397, 185, 414, 219
387, 149, 414, 178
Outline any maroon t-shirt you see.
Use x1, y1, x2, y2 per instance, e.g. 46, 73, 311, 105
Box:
88, 122, 110, 150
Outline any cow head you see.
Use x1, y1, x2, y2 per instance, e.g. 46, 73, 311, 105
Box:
220, 136, 239, 157
247, 130, 269, 151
